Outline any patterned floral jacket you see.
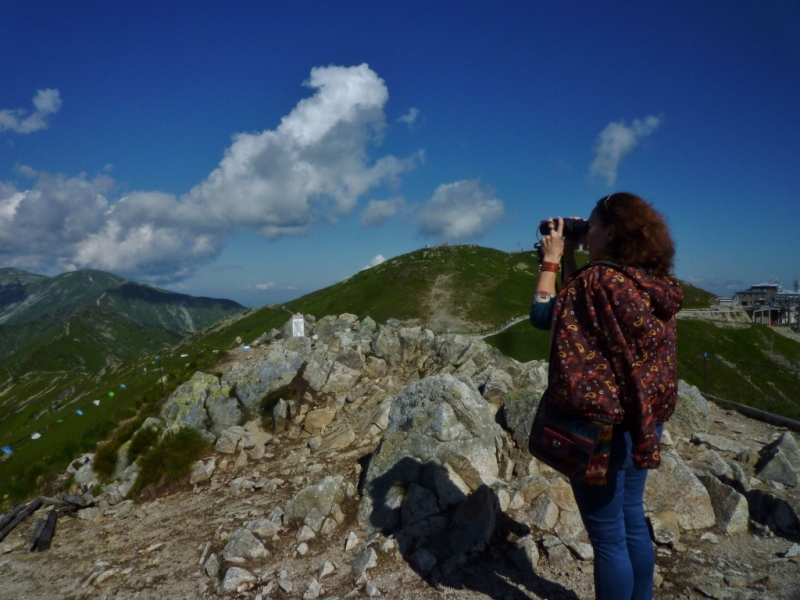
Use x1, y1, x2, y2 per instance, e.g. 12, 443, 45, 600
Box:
548, 262, 683, 468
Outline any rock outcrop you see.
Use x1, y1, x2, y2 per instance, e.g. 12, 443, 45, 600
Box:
8, 311, 800, 600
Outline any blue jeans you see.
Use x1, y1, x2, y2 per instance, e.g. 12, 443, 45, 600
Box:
570, 424, 663, 600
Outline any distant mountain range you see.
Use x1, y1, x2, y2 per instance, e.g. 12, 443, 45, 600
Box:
0, 268, 245, 378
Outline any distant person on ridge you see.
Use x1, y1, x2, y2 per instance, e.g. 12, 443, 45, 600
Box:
529, 192, 683, 600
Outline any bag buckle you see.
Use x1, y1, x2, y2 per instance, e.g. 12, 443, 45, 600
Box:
541, 427, 572, 458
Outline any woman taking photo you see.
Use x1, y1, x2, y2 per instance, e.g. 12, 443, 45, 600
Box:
530, 192, 683, 600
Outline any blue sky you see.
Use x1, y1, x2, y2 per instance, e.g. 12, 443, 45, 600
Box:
1, 1, 798, 306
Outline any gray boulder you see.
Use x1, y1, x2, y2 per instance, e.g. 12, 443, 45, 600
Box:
668, 381, 709, 438
224, 345, 304, 414
205, 387, 243, 436
644, 450, 716, 530
448, 484, 499, 555
434, 334, 474, 367
514, 360, 549, 392
315, 426, 357, 454
215, 428, 244, 454
160, 371, 222, 436
692, 432, 748, 454
697, 474, 749, 534
408, 548, 437, 575
112, 440, 133, 481
690, 449, 734, 479
478, 367, 515, 405
647, 510, 680, 546
283, 476, 346, 525
285, 336, 313, 356
313, 315, 350, 344
203, 552, 220, 578
757, 432, 800, 487
398, 326, 423, 362
245, 519, 280, 539
74, 461, 99, 489
528, 494, 559, 530
509, 538, 540, 572
502, 387, 544, 452
334, 347, 363, 370
456, 340, 498, 372
351, 546, 377, 583
372, 325, 403, 364
222, 529, 268, 561
189, 458, 216, 485
364, 356, 388, 379
373, 375, 499, 482
221, 567, 255, 592
358, 375, 501, 534
757, 450, 799, 487
419, 460, 469, 511
273, 399, 289, 433
771, 432, 800, 468
303, 355, 334, 392
321, 362, 362, 395
400, 483, 440, 527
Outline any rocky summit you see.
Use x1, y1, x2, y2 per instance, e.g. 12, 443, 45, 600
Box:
1, 313, 799, 599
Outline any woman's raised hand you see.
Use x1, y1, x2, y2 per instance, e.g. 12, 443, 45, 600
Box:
541, 217, 565, 263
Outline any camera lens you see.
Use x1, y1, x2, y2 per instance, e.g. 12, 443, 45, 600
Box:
538, 218, 588, 238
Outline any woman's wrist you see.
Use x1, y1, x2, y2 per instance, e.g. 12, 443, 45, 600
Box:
543, 254, 562, 263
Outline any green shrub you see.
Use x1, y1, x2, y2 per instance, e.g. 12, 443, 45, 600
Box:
5, 460, 48, 501
93, 440, 121, 479
60, 474, 75, 493
131, 427, 209, 495
127, 425, 159, 462
93, 416, 145, 478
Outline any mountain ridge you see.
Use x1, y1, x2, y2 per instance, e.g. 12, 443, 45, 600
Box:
0, 267, 245, 378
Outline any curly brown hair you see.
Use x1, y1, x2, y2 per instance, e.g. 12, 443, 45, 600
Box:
593, 192, 675, 277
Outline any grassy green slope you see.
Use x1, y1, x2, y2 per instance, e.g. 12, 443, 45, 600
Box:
679, 280, 717, 309
287, 245, 544, 331
1, 306, 182, 376
0, 306, 289, 505
0, 269, 245, 381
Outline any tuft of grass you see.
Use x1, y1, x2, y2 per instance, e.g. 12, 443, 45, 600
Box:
127, 425, 160, 463
131, 427, 210, 496
60, 474, 75, 492
93, 416, 146, 478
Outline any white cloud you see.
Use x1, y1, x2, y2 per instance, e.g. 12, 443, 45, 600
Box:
398, 107, 419, 128
0, 65, 421, 283
416, 180, 504, 241
256, 282, 276, 290
13, 164, 38, 178
0, 89, 62, 134
181, 64, 419, 236
361, 254, 386, 270
360, 196, 405, 227
588, 115, 661, 186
